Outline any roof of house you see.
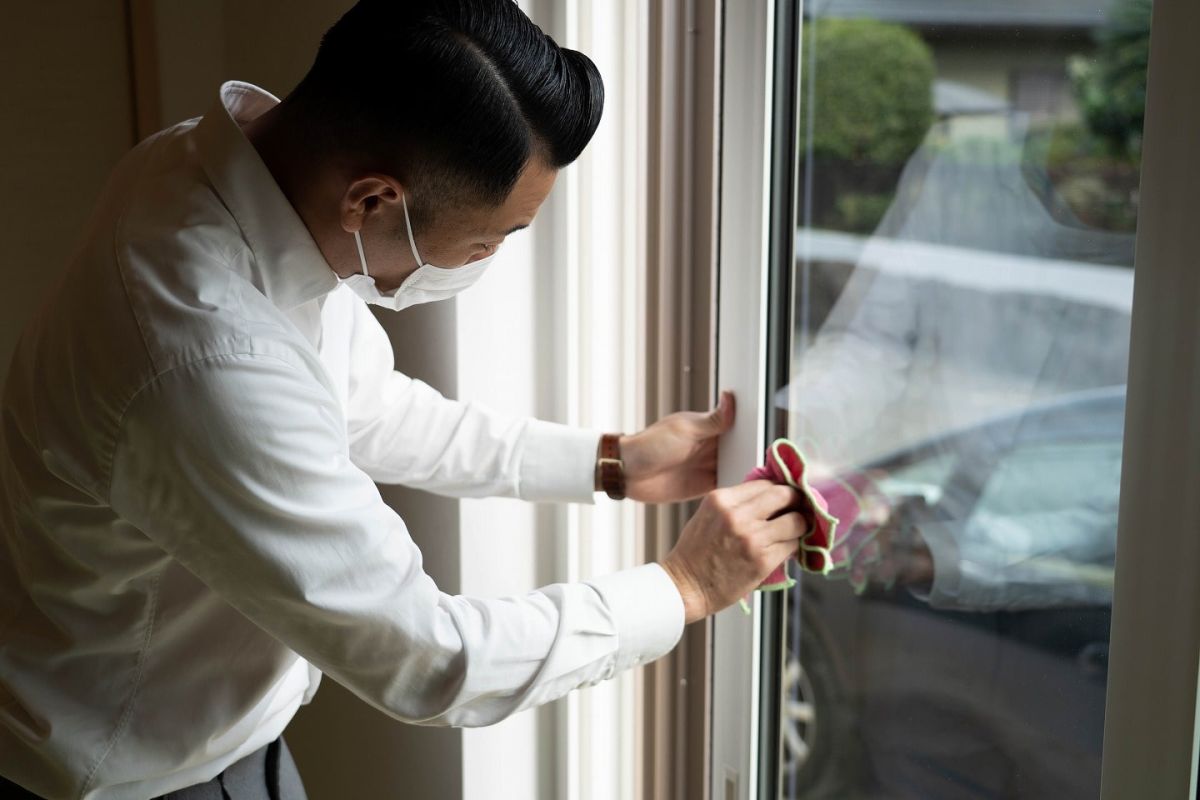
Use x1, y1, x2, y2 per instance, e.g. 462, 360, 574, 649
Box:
805, 0, 1116, 29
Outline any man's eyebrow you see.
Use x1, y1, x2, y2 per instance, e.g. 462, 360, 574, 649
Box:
502, 223, 530, 236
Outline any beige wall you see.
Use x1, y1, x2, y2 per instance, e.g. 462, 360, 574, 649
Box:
0, 2, 135, 382
152, 0, 355, 125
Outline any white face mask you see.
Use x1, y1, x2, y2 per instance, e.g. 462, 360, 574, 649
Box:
341, 194, 498, 311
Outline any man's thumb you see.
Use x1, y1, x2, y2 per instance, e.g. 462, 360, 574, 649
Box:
707, 391, 735, 433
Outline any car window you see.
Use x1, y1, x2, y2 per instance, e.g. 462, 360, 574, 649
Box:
976, 439, 1123, 516
877, 451, 956, 504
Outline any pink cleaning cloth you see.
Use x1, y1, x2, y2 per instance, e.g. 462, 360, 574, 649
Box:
737, 438, 841, 613
818, 468, 891, 593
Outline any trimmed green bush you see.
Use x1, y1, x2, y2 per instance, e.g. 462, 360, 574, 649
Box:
798, 18, 936, 166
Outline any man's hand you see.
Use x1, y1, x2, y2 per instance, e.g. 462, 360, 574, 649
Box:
659, 480, 810, 624
610, 391, 736, 504
870, 499, 935, 590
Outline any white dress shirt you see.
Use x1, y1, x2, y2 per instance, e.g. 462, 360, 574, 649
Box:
0, 81, 684, 800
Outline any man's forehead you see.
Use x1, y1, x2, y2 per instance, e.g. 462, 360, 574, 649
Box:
461, 159, 556, 237
488, 160, 556, 235
463, 208, 532, 238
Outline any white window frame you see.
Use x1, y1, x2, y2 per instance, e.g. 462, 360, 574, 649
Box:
709, 0, 777, 798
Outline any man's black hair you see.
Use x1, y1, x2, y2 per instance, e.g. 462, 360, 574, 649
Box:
287, 0, 604, 227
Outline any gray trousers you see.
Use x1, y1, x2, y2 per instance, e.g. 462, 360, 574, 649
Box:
158, 737, 307, 800
0, 737, 306, 800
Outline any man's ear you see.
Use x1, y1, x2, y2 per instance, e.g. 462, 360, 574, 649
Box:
340, 174, 406, 233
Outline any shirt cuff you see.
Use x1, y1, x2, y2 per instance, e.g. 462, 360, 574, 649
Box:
917, 521, 964, 609
585, 562, 685, 677
518, 419, 603, 504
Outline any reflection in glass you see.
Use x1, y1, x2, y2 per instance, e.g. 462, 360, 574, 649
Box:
777, 1, 1149, 797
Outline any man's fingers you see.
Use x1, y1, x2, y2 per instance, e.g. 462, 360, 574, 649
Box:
763, 510, 810, 544
740, 483, 804, 520
718, 478, 780, 506
760, 537, 802, 575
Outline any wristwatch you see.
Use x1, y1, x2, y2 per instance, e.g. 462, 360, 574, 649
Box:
595, 432, 626, 500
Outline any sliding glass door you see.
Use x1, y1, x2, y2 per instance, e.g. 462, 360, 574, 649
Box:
777, 2, 1148, 796
708, 1, 1200, 798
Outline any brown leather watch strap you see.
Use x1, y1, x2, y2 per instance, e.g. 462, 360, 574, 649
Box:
596, 432, 626, 500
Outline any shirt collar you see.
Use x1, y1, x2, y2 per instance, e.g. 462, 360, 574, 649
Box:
193, 80, 339, 311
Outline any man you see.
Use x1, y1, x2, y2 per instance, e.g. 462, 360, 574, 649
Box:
0, 1, 808, 798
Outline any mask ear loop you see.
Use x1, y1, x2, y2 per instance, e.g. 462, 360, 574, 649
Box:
401, 193, 426, 268
352, 230, 370, 277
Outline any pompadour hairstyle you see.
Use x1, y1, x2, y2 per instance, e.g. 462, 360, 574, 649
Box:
288, 0, 604, 224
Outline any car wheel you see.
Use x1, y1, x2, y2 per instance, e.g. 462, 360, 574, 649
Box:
780, 614, 857, 797
781, 656, 818, 770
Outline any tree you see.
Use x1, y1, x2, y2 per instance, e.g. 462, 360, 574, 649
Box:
1069, 0, 1152, 159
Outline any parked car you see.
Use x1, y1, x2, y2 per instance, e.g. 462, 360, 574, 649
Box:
782, 386, 1124, 799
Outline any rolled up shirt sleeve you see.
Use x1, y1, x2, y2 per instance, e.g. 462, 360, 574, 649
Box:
341, 298, 601, 504
108, 352, 684, 727
918, 507, 1116, 612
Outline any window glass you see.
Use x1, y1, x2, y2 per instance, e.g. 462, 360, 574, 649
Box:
976, 440, 1123, 517
776, 1, 1149, 796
